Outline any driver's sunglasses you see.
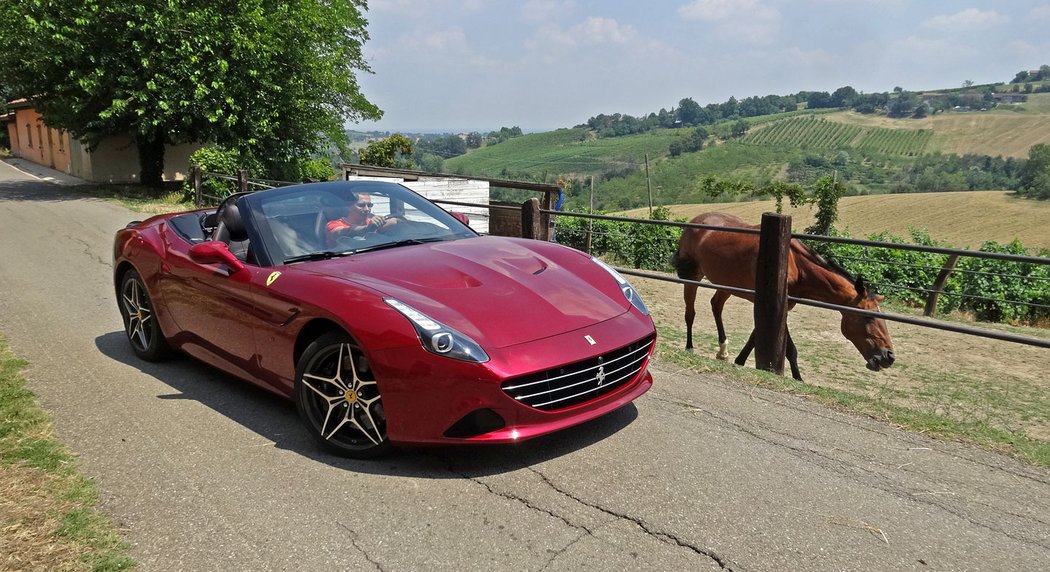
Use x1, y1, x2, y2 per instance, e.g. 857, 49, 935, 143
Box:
355, 202, 373, 208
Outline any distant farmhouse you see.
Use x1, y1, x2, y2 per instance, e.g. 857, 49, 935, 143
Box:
2, 99, 200, 183
993, 93, 1028, 104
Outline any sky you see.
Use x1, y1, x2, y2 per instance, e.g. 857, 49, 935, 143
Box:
351, 0, 1050, 133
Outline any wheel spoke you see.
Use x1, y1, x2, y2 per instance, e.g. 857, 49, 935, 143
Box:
122, 280, 152, 350
301, 339, 386, 450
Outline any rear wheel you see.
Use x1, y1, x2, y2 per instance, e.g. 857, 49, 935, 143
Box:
118, 269, 171, 361
295, 331, 391, 458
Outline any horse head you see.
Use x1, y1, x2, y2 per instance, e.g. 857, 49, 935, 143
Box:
840, 277, 895, 372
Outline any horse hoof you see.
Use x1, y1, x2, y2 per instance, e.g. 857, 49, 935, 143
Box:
716, 353, 729, 361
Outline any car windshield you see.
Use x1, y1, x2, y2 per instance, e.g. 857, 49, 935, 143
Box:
241, 181, 478, 265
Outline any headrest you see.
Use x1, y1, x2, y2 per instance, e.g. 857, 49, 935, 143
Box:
221, 202, 247, 242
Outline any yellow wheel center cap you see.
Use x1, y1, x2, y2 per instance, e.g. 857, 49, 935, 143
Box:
344, 390, 357, 403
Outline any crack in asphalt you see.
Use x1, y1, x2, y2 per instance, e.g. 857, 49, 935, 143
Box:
539, 531, 588, 571
71, 235, 110, 268
526, 466, 734, 570
647, 392, 1050, 549
439, 453, 733, 570
336, 521, 385, 572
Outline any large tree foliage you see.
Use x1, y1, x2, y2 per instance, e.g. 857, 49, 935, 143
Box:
358, 134, 414, 169
1018, 143, 1050, 199
0, 0, 381, 185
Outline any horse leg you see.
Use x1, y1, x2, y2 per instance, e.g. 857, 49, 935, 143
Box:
786, 328, 803, 381
711, 290, 732, 360
683, 283, 697, 352
735, 329, 755, 366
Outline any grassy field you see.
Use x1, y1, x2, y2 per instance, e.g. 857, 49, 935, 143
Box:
0, 337, 134, 571
445, 92, 1050, 211
443, 126, 685, 181
821, 94, 1050, 158
622, 190, 1050, 251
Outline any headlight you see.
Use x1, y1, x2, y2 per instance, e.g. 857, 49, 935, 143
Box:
385, 299, 490, 363
591, 257, 650, 316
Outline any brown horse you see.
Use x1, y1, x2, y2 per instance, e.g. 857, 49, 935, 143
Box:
671, 212, 895, 380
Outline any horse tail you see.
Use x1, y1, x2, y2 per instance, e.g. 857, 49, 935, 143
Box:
671, 250, 696, 280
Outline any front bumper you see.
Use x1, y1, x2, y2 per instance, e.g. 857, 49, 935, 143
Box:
371, 311, 655, 445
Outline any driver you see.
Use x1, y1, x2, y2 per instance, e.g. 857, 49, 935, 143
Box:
325, 192, 397, 245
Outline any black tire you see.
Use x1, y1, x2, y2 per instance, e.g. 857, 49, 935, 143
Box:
294, 331, 391, 458
118, 269, 172, 361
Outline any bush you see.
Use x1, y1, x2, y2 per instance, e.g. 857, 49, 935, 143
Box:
184, 146, 262, 203
824, 231, 1049, 323
555, 206, 681, 271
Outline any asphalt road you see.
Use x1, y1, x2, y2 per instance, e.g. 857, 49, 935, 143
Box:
2, 160, 1049, 571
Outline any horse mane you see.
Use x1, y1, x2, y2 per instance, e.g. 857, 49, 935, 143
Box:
793, 238, 861, 285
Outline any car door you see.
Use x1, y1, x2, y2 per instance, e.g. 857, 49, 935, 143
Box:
158, 234, 262, 382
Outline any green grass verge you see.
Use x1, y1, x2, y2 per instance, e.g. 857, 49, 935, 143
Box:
0, 336, 136, 571
653, 326, 1050, 468
70, 183, 190, 214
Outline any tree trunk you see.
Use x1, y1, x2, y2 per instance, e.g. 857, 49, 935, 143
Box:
136, 132, 165, 187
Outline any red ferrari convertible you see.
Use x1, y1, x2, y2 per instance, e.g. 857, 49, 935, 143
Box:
113, 180, 655, 458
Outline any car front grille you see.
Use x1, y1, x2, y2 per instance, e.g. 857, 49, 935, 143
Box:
501, 334, 655, 411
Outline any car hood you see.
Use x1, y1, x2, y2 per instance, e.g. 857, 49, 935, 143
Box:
305, 236, 630, 349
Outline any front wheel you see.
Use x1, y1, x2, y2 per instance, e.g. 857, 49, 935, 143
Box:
295, 331, 391, 458
118, 269, 171, 361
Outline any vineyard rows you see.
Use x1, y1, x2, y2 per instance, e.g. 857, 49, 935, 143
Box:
743, 116, 933, 156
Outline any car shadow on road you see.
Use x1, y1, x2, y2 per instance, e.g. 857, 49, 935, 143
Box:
96, 331, 640, 478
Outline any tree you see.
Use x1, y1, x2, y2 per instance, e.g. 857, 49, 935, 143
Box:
675, 98, 702, 126
730, 119, 749, 138
830, 86, 858, 108
0, 0, 381, 186
1018, 143, 1050, 199
359, 134, 414, 169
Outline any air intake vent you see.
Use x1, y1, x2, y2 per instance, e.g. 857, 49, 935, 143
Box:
501, 335, 654, 411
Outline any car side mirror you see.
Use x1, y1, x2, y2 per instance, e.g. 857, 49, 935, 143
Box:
451, 212, 470, 226
189, 241, 245, 273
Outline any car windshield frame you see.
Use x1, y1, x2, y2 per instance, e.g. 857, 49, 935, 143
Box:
237, 180, 479, 267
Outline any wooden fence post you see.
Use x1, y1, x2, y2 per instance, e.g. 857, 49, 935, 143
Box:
542, 189, 556, 241
753, 212, 792, 376
924, 254, 960, 316
237, 169, 249, 193
521, 198, 541, 240
193, 165, 202, 208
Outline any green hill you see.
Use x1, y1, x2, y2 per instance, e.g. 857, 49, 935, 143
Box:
442, 93, 1050, 211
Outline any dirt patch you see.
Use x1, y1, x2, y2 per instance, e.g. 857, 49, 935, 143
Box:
634, 272, 1050, 443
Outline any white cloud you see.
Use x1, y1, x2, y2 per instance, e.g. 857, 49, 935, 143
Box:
784, 47, 839, 68
1008, 39, 1050, 59
1030, 5, 1050, 20
924, 9, 1009, 31
521, 0, 575, 22
367, 0, 421, 16
677, 0, 780, 46
678, 0, 747, 21
573, 17, 638, 45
